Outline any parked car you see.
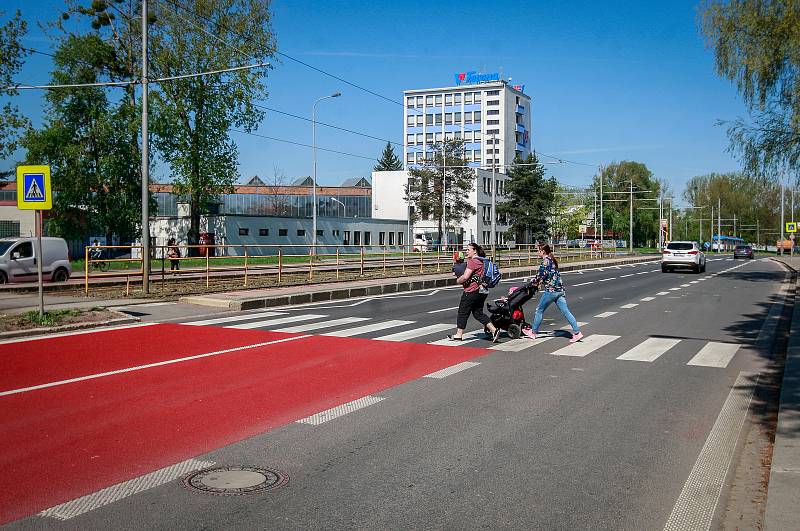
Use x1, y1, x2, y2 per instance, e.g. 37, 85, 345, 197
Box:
733, 245, 754, 260
0, 237, 71, 284
661, 241, 706, 273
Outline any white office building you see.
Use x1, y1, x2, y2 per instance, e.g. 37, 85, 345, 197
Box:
403, 75, 532, 170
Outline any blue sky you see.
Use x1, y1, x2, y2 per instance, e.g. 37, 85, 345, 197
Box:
3, 0, 749, 205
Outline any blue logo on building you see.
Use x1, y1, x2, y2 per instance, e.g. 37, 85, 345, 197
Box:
454, 71, 500, 86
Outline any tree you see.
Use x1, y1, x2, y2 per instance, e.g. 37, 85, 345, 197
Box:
497, 153, 556, 243
22, 34, 142, 244
373, 141, 402, 171
149, 0, 276, 254
700, 1, 800, 183
404, 140, 476, 243
0, 10, 31, 164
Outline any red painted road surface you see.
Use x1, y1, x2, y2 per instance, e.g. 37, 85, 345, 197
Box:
0, 324, 489, 524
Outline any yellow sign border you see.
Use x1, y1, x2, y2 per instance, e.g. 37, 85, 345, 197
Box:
16, 165, 52, 210
786, 222, 797, 233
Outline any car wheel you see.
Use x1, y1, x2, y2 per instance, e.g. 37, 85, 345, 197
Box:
507, 324, 522, 340
52, 268, 70, 282
0, 271, 7, 284
661, 264, 668, 273
701, 262, 706, 273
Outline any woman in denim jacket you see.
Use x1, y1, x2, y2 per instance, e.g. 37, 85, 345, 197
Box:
527, 244, 583, 343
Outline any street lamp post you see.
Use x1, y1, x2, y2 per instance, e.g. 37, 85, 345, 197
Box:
491, 132, 497, 258
312, 92, 341, 255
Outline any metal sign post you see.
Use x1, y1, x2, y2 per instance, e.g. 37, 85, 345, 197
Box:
17, 165, 53, 317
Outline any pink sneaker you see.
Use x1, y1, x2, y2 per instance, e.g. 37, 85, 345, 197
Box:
522, 328, 536, 339
569, 332, 584, 343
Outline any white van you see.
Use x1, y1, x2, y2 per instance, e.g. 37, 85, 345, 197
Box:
0, 237, 72, 284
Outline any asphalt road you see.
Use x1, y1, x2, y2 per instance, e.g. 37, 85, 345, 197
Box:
1, 256, 790, 530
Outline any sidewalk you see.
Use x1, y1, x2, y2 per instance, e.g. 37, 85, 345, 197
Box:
180, 255, 660, 311
764, 257, 800, 531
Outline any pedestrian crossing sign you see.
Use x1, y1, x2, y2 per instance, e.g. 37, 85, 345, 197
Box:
787, 222, 797, 233
16, 165, 52, 210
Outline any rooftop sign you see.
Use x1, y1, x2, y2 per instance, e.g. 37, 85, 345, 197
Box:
454, 71, 500, 85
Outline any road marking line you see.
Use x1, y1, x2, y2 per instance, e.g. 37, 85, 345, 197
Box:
636, 271, 648, 275
690, 281, 699, 284
423, 361, 481, 378
324, 320, 415, 337
620, 303, 639, 309
656, 292, 669, 296
0, 335, 311, 398
428, 328, 485, 346
374, 323, 453, 342
598, 277, 616, 282
573, 281, 594, 286
650, 269, 661, 272
669, 287, 681, 291
225, 314, 327, 330
183, 311, 286, 326
640, 297, 656, 302
594, 311, 617, 318
664, 372, 757, 531
296, 395, 384, 425
38, 458, 216, 520
551, 334, 619, 357
620, 273, 635, 278
680, 284, 691, 287
687, 342, 740, 368
0, 322, 156, 345
273, 316, 370, 333
427, 306, 459, 314
617, 338, 680, 362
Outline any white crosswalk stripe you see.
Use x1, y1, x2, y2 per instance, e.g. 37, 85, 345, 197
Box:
491, 336, 553, 352
687, 342, 740, 368
640, 297, 656, 301
324, 320, 415, 337
273, 317, 370, 333
594, 311, 617, 318
374, 323, 453, 342
429, 329, 486, 347
617, 338, 681, 362
225, 314, 327, 330
620, 303, 638, 309
183, 311, 286, 326
551, 334, 620, 357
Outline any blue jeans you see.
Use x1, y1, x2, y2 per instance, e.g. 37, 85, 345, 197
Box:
532, 290, 580, 333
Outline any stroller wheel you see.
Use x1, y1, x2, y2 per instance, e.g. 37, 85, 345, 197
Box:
507, 324, 522, 340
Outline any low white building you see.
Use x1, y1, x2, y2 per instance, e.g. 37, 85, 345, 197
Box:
371, 169, 512, 247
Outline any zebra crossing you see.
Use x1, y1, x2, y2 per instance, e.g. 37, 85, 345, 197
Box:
179, 311, 742, 369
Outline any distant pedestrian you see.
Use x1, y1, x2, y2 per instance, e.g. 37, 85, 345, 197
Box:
167, 237, 181, 274
448, 242, 500, 343
452, 250, 467, 278
528, 244, 583, 342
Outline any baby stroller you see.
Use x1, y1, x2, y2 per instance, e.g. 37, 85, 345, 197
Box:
487, 279, 538, 339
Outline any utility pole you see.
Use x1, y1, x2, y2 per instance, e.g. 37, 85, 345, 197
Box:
141, 0, 150, 294
629, 179, 633, 253
442, 140, 447, 251
491, 132, 497, 259
659, 195, 663, 249
718, 197, 721, 253
781, 177, 785, 255
599, 166, 603, 253
668, 199, 672, 241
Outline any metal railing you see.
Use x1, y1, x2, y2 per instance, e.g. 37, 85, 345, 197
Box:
82, 242, 618, 296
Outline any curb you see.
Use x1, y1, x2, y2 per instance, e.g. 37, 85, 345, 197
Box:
181, 256, 660, 311
764, 259, 800, 531
0, 311, 140, 341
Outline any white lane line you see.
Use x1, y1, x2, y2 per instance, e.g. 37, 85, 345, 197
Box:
656, 292, 669, 296
690, 281, 699, 284
669, 287, 681, 291
620, 273, 635, 278
594, 311, 617, 318
183, 311, 286, 326
296, 395, 384, 425
374, 323, 453, 342
680, 284, 691, 287
620, 303, 639, 309
650, 269, 661, 272
551, 334, 620, 357
39, 458, 216, 520
273, 317, 370, 333
428, 328, 485, 346
636, 271, 648, 275
423, 361, 481, 379
0, 322, 156, 345
598, 277, 616, 282
0, 335, 310, 398
573, 281, 595, 286
640, 297, 656, 302
427, 306, 459, 314
226, 314, 327, 330
687, 342, 740, 368
324, 320, 415, 337
617, 338, 681, 362
664, 372, 757, 531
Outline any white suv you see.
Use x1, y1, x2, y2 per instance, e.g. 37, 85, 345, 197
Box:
661, 241, 705, 273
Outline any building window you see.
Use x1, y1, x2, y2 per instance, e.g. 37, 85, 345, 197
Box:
279, 228, 288, 236
259, 228, 269, 236
435, 132, 443, 143
465, 92, 473, 104
486, 129, 499, 134
488, 119, 500, 125
426, 95, 433, 106
416, 96, 423, 107
464, 131, 472, 142
407, 133, 415, 145
416, 133, 422, 144
388, 231, 395, 245
487, 99, 500, 106
454, 131, 462, 140
297, 229, 306, 236
426, 113, 434, 126
406, 97, 414, 108
474, 111, 481, 122
0, 220, 20, 238
454, 111, 462, 124
407, 115, 415, 126
379, 231, 386, 245
333, 230, 340, 237
397, 232, 404, 245
487, 109, 500, 115
445, 113, 453, 125
474, 149, 482, 161
474, 131, 482, 141
239, 228, 249, 236
445, 94, 453, 105
317, 229, 323, 236
416, 115, 423, 127
435, 113, 442, 125
426, 132, 434, 143
354, 231, 361, 245
407, 153, 414, 164
343, 231, 350, 244
434, 94, 442, 106
455, 93, 462, 104
445, 132, 454, 141
473, 91, 482, 102
364, 232, 371, 245
486, 90, 500, 96
464, 112, 472, 124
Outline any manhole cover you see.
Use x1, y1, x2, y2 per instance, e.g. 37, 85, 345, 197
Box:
181, 466, 288, 496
